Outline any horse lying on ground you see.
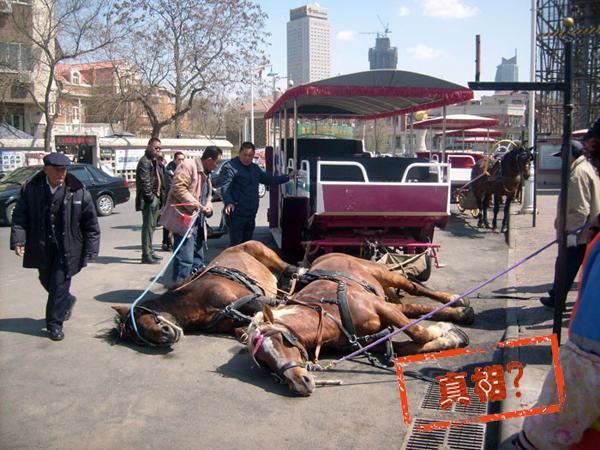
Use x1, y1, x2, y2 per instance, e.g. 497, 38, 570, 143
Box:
470, 143, 533, 232
244, 252, 474, 396
112, 241, 302, 346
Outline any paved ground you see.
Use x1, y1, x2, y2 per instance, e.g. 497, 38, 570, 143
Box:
498, 187, 573, 448
0, 189, 566, 450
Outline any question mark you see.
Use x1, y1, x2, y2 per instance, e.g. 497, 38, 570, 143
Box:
507, 361, 524, 398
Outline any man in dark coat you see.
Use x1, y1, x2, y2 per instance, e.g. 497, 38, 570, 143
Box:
10, 153, 100, 341
222, 141, 296, 246
136, 138, 165, 264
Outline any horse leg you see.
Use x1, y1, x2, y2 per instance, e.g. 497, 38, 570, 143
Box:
234, 240, 301, 275
373, 303, 469, 354
400, 303, 475, 325
482, 194, 491, 229
475, 193, 486, 228
371, 267, 470, 306
492, 193, 501, 231
501, 195, 513, 233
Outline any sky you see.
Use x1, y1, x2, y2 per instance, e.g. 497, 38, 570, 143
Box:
256, 0, 534, 95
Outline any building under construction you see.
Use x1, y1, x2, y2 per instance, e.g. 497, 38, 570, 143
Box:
536, 0, 600, 133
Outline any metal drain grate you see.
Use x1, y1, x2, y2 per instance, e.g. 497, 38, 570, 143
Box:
421, 383, 488, 416
404, 418, 486, 450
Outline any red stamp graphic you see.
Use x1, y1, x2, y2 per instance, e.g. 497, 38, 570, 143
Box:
394, 334, 564, 432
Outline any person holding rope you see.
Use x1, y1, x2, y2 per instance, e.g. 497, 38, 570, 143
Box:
516, 118, 600, 450
540, 139, 600, 308
159, 146, 222, 287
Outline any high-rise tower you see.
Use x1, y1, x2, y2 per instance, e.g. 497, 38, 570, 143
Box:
368, 36, 398, 70
495, 53, 518, 83
287, 4, 331, 86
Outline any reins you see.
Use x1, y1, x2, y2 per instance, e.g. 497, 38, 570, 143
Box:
326, 224, 590, 369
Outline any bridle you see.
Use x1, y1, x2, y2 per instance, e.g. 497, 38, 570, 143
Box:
119, 305, 183, 347
251, 324, 310, 384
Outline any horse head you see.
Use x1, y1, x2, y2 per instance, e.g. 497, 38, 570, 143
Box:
514, 144, 534, 180
244, 305, 315, 396
112, 306, 183, 347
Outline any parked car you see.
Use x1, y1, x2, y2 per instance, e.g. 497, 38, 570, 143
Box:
0, 164, 130, 225
210, 158, 266, 202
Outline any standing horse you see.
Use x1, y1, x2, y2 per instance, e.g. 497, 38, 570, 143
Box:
244, 253, 474, 396
470, 143, 533, 232
111, 241, 301, 346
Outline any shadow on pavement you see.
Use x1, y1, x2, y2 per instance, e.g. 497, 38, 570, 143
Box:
94, 289, 162, 304
94, 256, 142, 265
0, 317, 46, 337
213, 348, 299, 397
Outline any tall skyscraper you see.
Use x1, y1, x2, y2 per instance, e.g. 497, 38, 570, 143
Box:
287, 4, 331, 86
369, 36, 398, 70
495, 53, 518, 83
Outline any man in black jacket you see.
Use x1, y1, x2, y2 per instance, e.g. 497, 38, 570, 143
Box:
10, 153, 100, 341
222, 141, 296, 245
136, 138, 165, 264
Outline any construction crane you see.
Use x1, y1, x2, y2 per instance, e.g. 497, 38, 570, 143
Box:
360, 15, 392, 39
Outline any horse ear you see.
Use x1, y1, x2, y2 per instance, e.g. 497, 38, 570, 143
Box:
262, 303, 275, 324
111, 306, 130, 317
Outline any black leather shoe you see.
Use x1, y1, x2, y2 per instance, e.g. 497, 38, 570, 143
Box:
142, 256, 160, 264
49, 328, 65, 341
64, 295, 77, 321
162, 243, 173, 251
540, 296, 555, 308
151, 253, 163, 260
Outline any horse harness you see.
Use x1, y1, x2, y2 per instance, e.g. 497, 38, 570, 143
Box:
253, 270, 396, 381
201, 293, 281, 331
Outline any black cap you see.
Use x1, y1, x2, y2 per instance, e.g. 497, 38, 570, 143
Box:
552, 140, 584, 158
43, 152, 72, 167
583, 118, 600, 141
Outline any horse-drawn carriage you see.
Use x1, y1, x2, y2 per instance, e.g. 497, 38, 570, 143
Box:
452, 140, 534, 231
262, 70, 474, 276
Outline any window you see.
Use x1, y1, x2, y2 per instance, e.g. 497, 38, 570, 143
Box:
71, 71, 81, 84
0, 42, 33, 71
68, 167, 94, 183
72, 104, 81, 123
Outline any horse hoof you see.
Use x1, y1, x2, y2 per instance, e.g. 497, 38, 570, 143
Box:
450, 295, 470, 307
458, 306, 475, 325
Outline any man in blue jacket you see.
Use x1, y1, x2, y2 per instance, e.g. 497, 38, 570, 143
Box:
222, 142, 296, 246
10, 153, 100, 341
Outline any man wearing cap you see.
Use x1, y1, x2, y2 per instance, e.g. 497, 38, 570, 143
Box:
540, 140, 600, 308
10, 153, 100, 341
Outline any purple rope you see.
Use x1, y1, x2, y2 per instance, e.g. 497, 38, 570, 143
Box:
332, 224, 588, 366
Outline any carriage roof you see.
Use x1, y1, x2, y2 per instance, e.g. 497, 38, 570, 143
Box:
263, 70, 473, 120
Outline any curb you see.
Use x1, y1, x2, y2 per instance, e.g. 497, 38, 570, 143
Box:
497, 242, 523, 449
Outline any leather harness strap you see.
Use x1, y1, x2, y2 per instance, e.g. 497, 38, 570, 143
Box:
201, 294, 281, 331
298, 269, 380, 297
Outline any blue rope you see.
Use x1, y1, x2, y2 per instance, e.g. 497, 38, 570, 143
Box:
129, 211, 200, 346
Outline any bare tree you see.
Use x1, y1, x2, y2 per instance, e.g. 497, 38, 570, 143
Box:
1, 0, 131, 151
110, 0, 269, 138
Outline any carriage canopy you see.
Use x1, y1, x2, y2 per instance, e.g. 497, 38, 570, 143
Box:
263, 70, 474, 120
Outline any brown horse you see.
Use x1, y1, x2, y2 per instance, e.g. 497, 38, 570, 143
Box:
244, 253, 474, 396
112, 241, 301, 346
470, 143, 533, 232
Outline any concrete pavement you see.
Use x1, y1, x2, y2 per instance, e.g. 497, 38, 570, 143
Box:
499, 187, 575, 447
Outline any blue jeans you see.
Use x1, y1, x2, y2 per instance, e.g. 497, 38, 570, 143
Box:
172, 226, 205, 281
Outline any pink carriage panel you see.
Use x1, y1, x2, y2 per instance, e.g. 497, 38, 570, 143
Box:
317, 184, 450, 215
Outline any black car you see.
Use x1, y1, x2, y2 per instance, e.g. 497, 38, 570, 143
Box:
210, 158, 266, 202
0, 164, 130, 225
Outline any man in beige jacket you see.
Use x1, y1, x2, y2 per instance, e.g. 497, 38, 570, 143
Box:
541, 140, 600, 308
160, 146, 222, 286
